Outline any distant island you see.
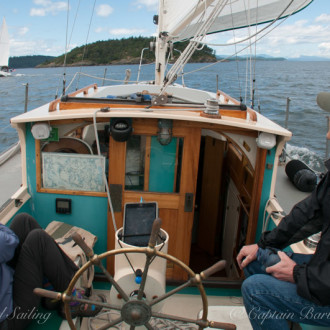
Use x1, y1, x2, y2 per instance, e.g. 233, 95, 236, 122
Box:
8, 37, 330, 68
8, 37, 215, 68
216, 54, 286, 61
9, 55, 56, 68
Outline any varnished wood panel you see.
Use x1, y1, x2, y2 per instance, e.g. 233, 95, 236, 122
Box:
172, 126, 201, 281
107, 136, 126, 273
245, 147, 267, 245
107, 118, 202, 281
123, 192, 180, 209
197, 137, 225, 255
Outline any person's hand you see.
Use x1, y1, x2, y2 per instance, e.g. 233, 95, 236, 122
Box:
236, 244, 258, 270
266, 251, 296, 283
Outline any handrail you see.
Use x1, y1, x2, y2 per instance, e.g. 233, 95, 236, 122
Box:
49, 84, 98, 112
217, 90, 257, 122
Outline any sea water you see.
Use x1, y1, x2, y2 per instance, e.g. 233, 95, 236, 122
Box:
0, 61, 329, 172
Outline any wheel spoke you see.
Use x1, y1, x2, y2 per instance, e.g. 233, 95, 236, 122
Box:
137, 254, 152, 300
144, 322, 154, 330
152, 311, 199, 325
97, 261, 130, 301
149, 278, 193, 307
68, 295, 119, 311
97, 316, 123, 330
137, 218, 162, 300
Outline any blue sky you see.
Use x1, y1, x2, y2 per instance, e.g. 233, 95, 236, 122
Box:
1, 0, 330, 59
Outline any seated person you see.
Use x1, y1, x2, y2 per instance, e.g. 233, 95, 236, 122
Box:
237, 159, 330, 329
0, 213, 104, 330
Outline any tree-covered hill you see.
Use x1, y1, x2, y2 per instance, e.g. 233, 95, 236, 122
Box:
40, 36, 217, 67
9, 55, 56, 68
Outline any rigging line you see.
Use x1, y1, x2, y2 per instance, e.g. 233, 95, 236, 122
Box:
62, 0, 70, 69
66, 71, 147, 85
194, 0, 298, 48
68, 0, 81, 47
176, 2, 302, 79
244, 57, 248, 105
253, 0, 260, 111
161, 0, 229, 94
74, 0, 97, 91
93, 109, 117, 233
248, 6, 254, 108
60, 0, 70, 96
229, 0, 242, 100
166, 0, 210, 42
243, 0, 254, 107
165, 0, 228, 82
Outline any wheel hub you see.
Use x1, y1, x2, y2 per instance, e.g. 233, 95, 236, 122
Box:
121, 299, 152, 326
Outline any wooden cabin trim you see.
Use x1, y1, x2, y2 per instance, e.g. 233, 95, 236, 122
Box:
217, 90, 257, 122
59, 101, 248, 120
245, 147, 267, 245
123, 191, 180, 209
49, 84, 98, 112
173, 126, 201, 280
37, 187, 107, 197
107, 136, 126, 273
144, 136, 151, 191
173, 139, 180, 192
35, 139, 42, 191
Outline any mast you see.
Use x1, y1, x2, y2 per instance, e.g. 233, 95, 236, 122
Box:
154, 1, 168, 85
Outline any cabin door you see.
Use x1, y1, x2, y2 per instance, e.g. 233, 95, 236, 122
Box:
107, 119, 201, 281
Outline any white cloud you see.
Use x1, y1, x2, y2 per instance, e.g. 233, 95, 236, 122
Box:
95, 27, 104, 33
34, 0, 51, 5
30, 8, 47, 16
134, 0, 158, 11
318, 42, 330, 54
30, 0, 67, 17
18, 27, 29, 36
315, 13, 330, 23
205, 17, 330, 59
96, 4, 114, 17
10, 38, 63, 56
109, 28, 146, 36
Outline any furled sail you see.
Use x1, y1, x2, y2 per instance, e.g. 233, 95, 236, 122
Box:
162, 0, 314, 42
0, 18, 10, 67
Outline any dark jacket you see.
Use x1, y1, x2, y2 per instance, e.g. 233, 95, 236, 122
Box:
258, 159, 330, 306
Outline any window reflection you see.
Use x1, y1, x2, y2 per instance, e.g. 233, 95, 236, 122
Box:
125, 135, 183, 193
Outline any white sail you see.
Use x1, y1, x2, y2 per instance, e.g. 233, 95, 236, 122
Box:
0, 18, 10, 67
162, 0, 314, 42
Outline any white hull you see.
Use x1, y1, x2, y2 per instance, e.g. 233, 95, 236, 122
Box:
0, 70, 11, 77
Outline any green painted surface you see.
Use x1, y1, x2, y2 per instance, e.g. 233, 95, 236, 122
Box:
149, 136, 177, 193
24, 123, 109, 255
26, 306, 63, 330
255, 147, 276, 241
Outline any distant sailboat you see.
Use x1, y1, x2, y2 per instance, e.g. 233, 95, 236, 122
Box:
0, 17, 11, 77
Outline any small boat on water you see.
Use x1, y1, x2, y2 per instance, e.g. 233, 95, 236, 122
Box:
1, 0, 329, 329
0, 17, 12, 77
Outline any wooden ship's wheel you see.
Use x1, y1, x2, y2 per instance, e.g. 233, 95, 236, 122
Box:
34, 219, 236, 330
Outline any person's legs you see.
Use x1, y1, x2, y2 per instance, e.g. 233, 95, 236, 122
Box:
8, 228, 78, 329
8, 213, 42, 269
243, 250, 313, 278
242, 250, 326, 329
242, 274, 330, 330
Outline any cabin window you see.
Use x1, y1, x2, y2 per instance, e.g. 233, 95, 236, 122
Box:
125, 135, 183, 193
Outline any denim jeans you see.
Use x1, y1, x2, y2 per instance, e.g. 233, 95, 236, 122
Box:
242, 250, 330, 329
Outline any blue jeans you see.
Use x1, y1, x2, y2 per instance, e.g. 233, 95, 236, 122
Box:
242, 250, 330, 329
